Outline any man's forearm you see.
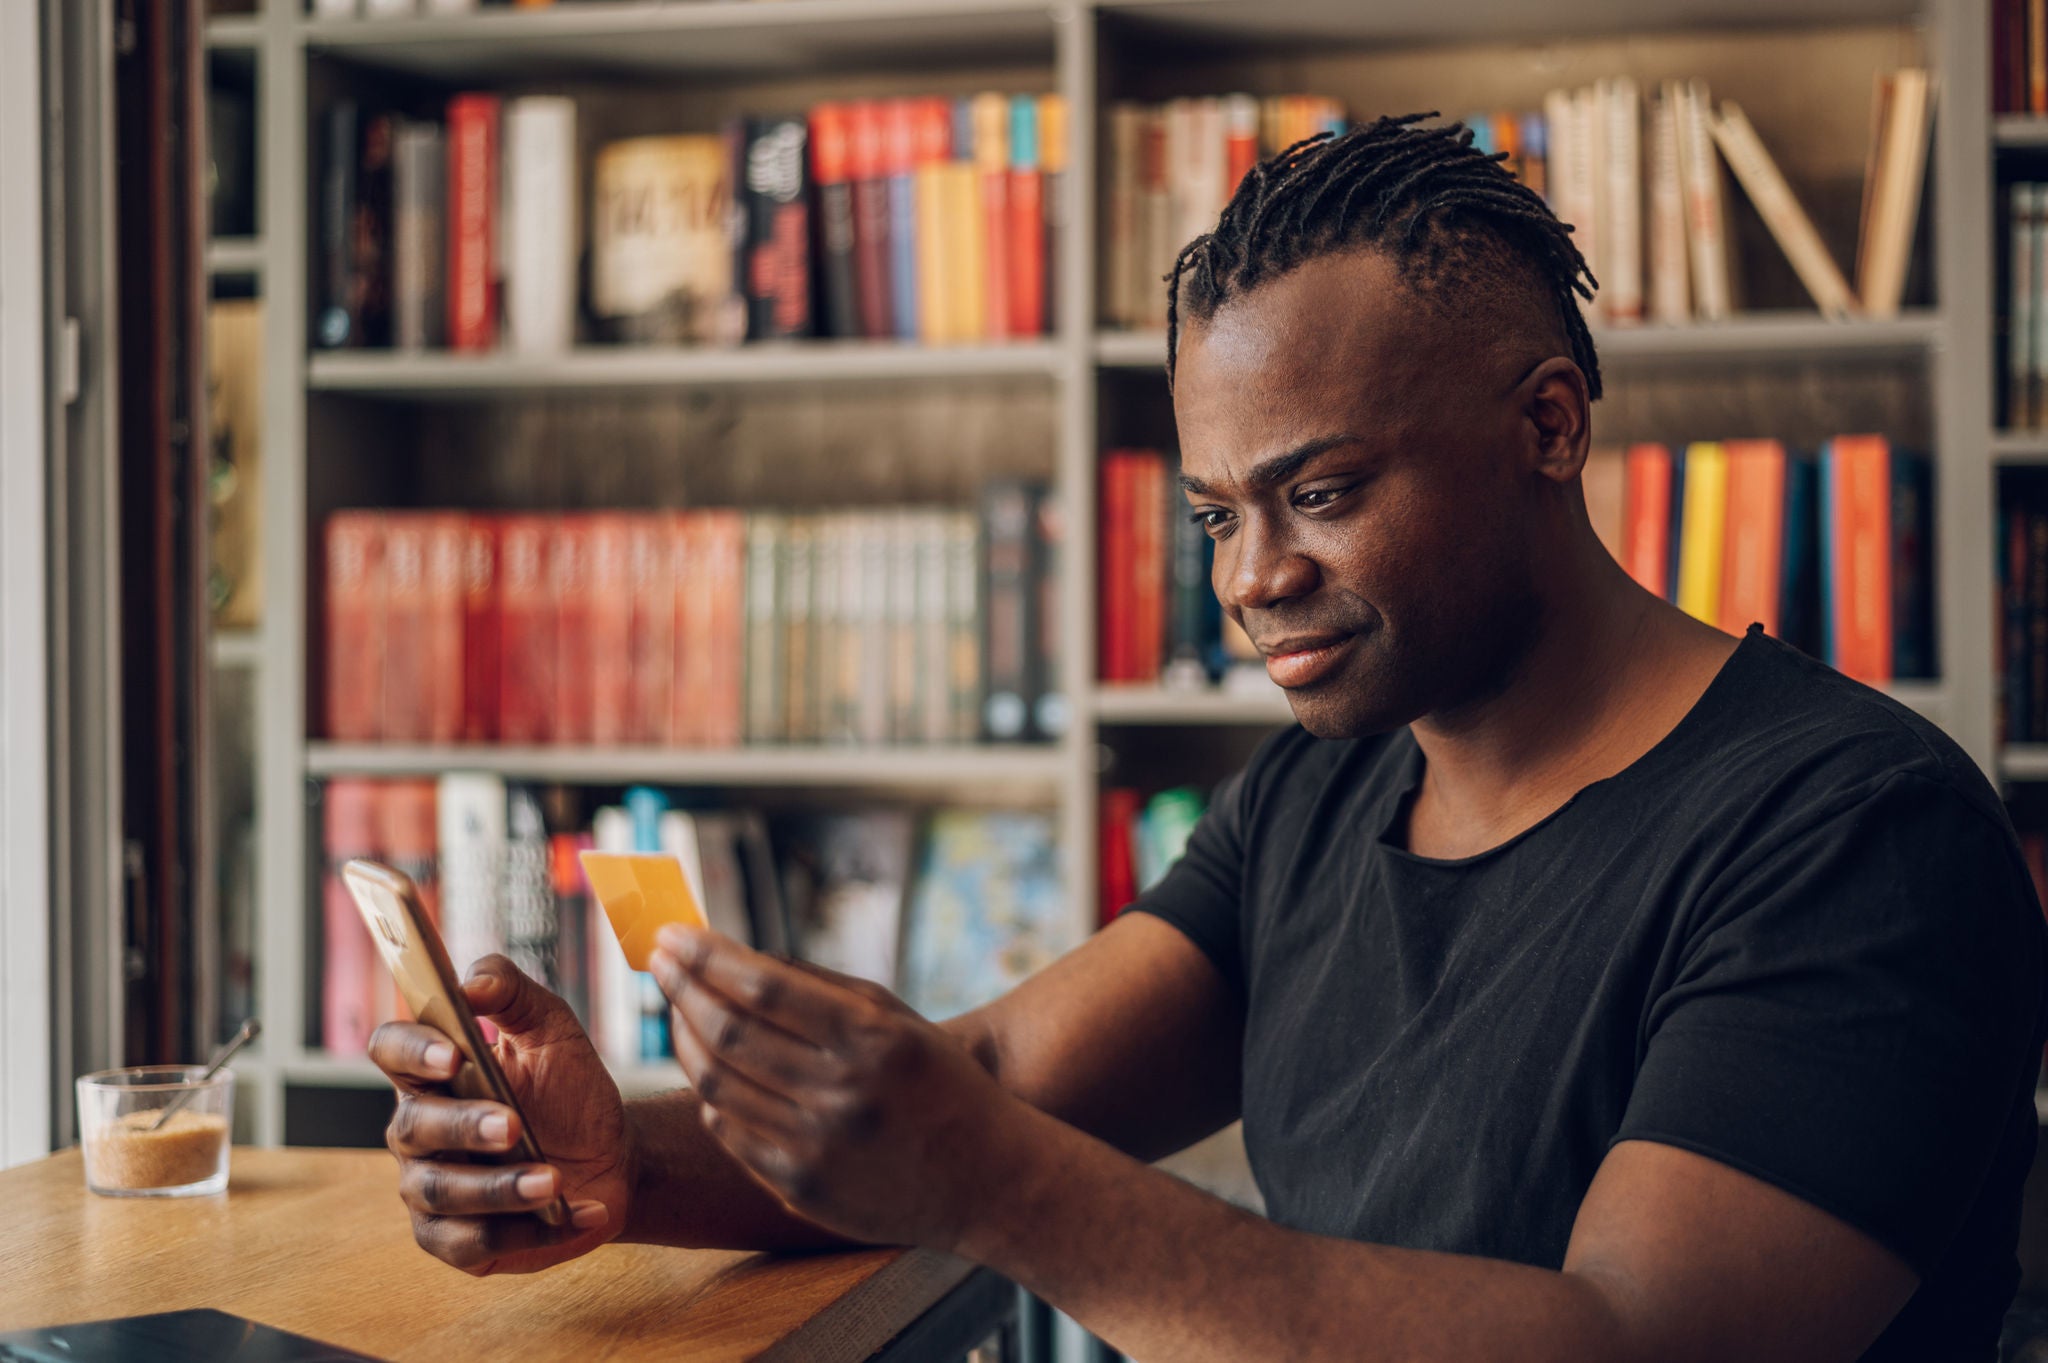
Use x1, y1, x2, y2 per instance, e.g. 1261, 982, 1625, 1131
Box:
959, 1103, 1635, 1363
618, 1090, 854, 1252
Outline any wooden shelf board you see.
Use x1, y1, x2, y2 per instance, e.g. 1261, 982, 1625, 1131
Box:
307, 340, 1062, 397
2002, 746, 2048, 781
301, 0, 1055, 79
1096, 313, 1939, 373
304, 742, 1068, 788
1995, 115, 2048, 149
1095, 0, 1921, 50
1092, 683, 1294, 726
206, 237, 264, 278
1993, 431, 2048, 464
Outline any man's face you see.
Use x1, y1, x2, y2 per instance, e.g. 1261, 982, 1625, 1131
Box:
1171, 250, 1562, 738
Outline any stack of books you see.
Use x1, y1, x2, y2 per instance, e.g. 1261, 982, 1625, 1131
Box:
1615, 437, 1934, 686
322, 495, 1065, 750
316, 778, 1073, 1060
1098, 785, 1208, 925
315, 91, 1066, 355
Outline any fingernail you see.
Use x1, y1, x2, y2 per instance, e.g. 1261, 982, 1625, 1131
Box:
425, 1042, 456, 1073
478, 1113, 510, 1146
656, 924, 691, 956
570, 1201, 607, 1230
516, 1168, 556, 1200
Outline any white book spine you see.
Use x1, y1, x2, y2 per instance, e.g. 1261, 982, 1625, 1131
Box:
504, 97, 578, 355
1576, 86, 1606, 321
1708, 101, 1857, 318
1673, 80, 1733, 321
1600, 77, 1643, 324
1647, 91, 1691, 324
657, 811, 710, 912
1861, 69, 1933, 318
2012, 184, 2037, 428
435, 773, 508, 981
917, 511, 953, 746
589, 806, 641, 1072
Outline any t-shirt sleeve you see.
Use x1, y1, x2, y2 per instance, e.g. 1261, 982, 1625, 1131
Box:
1126, 767, 1252, 993
1614, 771, 2046, 1274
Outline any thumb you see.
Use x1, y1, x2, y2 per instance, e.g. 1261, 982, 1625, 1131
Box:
462, 954, 580, 1045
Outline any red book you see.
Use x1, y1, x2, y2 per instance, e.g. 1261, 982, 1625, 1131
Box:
629, 515, 676, 744
1099, 452, 1135, 682
587, 512, 634, 746
1099, 787, 1143, 926
321, 778, 382, 1054
1825, 435, 1894, 684
423, 514, 466, 743
553, 516, 595, 745
496, 515, 556, 745
847, 100, 893, 341
973, 94, 1011, 340
382, 515, 430, 741
373, 778, 439, 1024
669, 514, 701, 747
325, 512, 386, 741
1128, 452, 1167, 683
460, 518, 499, 743
699, 510, 747, 748
446, 94, 500, 352
1719, 439, 1786, 637
1621, 443, 1673, 598
1007, 98, 1045, 339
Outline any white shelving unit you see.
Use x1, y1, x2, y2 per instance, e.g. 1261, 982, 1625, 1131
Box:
203, 0, 2001, 1146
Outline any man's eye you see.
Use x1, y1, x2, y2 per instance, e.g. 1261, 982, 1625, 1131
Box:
1188, 508, 1231, 531
1295, 486, 1351, 511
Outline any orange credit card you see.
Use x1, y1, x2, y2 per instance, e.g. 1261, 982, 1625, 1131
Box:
578, 851, 709, 970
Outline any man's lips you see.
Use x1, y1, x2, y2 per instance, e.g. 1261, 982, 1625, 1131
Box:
1259, 631, 1361, 688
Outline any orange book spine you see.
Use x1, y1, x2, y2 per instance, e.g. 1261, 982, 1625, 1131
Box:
1718, 439, 1786, 636
703, 510, 747, 747
324, 512, 386, 742
381, 514, 431, 742
552, 516, 595, 745
496, 515, 555, 745
460, 518, 499, 743
1828, 435, 1894, 684
630, 514, 676, 744
973, 94, 1012, 340
1621, 443, 1673, 598
423, 513, 467, 744
587, 513, 634, 745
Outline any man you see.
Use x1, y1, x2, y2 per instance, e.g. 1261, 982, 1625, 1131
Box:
371, 115, 2044, 1361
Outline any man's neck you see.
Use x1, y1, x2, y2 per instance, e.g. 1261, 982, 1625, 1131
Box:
1402, 544, 1736, 858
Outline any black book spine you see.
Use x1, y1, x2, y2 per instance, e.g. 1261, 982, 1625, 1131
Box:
741, 117, 812, 340
316, 100, 359, 349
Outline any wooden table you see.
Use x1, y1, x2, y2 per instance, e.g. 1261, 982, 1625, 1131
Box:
0, 1147, 1013, 1362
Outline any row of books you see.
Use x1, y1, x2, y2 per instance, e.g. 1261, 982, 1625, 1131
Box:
318, 776, 1073, 1061
1538, 72, 1929, 326
1098, 786, 1207, 926
1999, 480, 2048, 743
1102, 95, 1347, 332
322, 497, 1065, 748
1097, 448, 1252, 687
1995, 0, 2048, 115
316, 89, 1067, 354
2004, 182, 2048, 430
1613, 437, 1934, 685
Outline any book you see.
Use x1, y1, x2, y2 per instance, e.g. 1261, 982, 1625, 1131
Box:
810, 104, 860, 340
1129, 452, 1169, 683
392, 121, 445, 350
948, 511, 984, 742
628, 516, 675, 744
354, 113, 396, 348
736, 116, 812, 341
1670, 80, 1733, 321
780, 812, 915, 989
1007, 95, 1046, 340
1165, 467, 1218, 687
549, 830, 594, 1027
624, 786, 673, 1061
1598, 77, 1643, 325
205, 301, 265, 630
324, 512, 385, 741
320, 779, 381, 1054
783, 516, 819, 742
1100, 452, 1135, 681
1030, 491, 1067, 739
948, 99, 988, 341
912, 98, 953, 344
1719, 440, 1788, 636
1890, 450, 1936, 680
551, 517, 594, 745
848, 101, 894, 341
886, 510, 921, 742
1040, 95, 1067, 335
1136, 788, 1205, 891
745, 514, 785, 742
381, 517, 431, 742
423, 514, 466, 743
900, 810, 1070, 1020
587, 514, 633, 745
589, 135, 735, 344
1645, 88, 1690, 325
437, 772, 509, 982
496, 515, 555, 745
445, 94, 499, 352
587, 805, 640, 1069
502, 96, 577, 354
504, 785, 557, 991
1856, 69, 1933, 318
1708, 101, 1857, 318
1675, 443, 1729, 626
460, 518, 498, 743
981, 482, 1036, 740
883, 100, 920, 341
1105, 104, 1141, 331
2010, 183, 2039, 429
1620, 444, 1674, 599
1099, 788, 1142, 926
1779, 454, 1824, 659
373, 778, 439, 1027
316, 101, 361, 348
1821, 435, 1895, 683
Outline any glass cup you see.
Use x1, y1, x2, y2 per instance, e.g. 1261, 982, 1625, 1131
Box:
76, 1067, 234, 1197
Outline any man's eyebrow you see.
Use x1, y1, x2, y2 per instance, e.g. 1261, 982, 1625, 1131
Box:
1179, 434, 1365, 497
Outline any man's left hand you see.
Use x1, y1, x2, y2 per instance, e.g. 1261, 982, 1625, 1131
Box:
647, 924, 1027, 1254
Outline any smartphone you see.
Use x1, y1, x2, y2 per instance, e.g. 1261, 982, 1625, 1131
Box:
341, 858, 570, 1228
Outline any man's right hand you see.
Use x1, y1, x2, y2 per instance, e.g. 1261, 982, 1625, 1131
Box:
369, 955, 630, 1277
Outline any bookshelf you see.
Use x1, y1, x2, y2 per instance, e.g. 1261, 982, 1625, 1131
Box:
203, 0, 2000, 1149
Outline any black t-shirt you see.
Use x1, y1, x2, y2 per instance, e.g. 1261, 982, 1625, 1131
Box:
1133, 629, 2046, 1361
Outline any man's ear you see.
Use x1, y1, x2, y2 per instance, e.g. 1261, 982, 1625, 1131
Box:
1523, 356, 1591, 486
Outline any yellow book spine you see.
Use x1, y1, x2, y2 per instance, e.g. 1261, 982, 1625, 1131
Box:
946, 161, 985, 341
1676, 441, 1729, 625
915, 165, 949, 343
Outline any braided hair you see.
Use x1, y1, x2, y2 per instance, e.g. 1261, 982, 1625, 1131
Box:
1165, 112, 1602, 400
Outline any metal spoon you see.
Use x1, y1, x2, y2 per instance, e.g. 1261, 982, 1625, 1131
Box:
149, 1018, 261, 1132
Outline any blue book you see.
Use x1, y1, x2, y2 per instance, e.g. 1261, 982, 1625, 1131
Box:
1778, 453, 1822, 658
1890, 449, 1935, 680
887, 116, 918, 339
623, 786, 673, 1061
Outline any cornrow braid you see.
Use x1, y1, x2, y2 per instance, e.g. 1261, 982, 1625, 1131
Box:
1165, 112, 1602, 401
